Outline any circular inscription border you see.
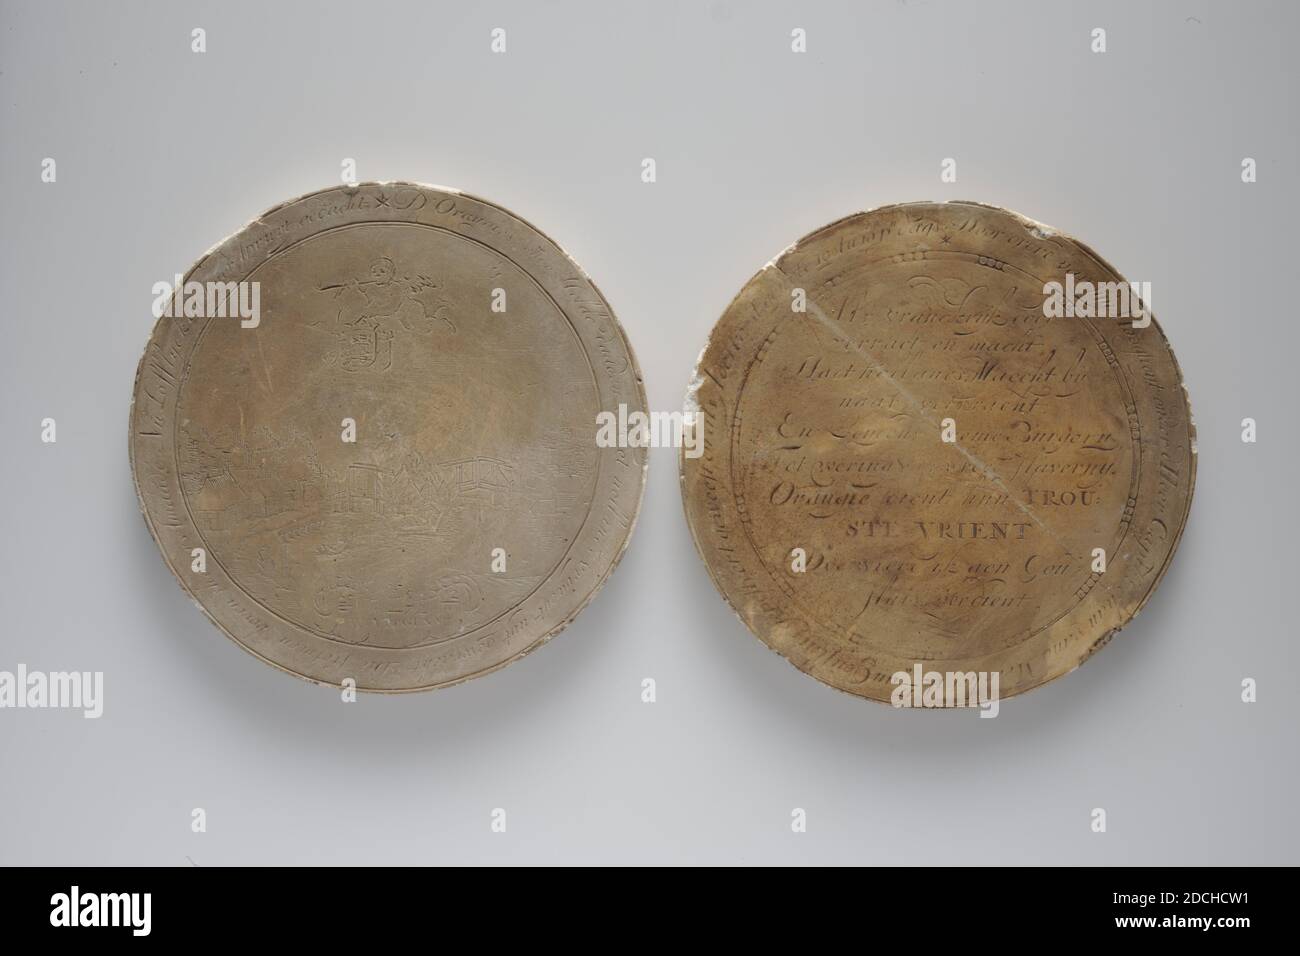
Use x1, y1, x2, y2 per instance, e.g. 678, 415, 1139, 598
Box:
680, 201, 1196, 703
131, 182, 648, 692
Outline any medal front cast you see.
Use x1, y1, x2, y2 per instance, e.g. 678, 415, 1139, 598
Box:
131, 183, 647, 692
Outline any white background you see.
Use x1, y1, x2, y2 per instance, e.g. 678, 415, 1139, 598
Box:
1, 0, 1295, 864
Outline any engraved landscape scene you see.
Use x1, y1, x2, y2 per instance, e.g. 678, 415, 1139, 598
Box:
174, 224, 599, 650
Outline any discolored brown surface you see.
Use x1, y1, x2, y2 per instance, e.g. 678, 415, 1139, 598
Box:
131, 182, 646, 692
681, 201, 1195, 703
